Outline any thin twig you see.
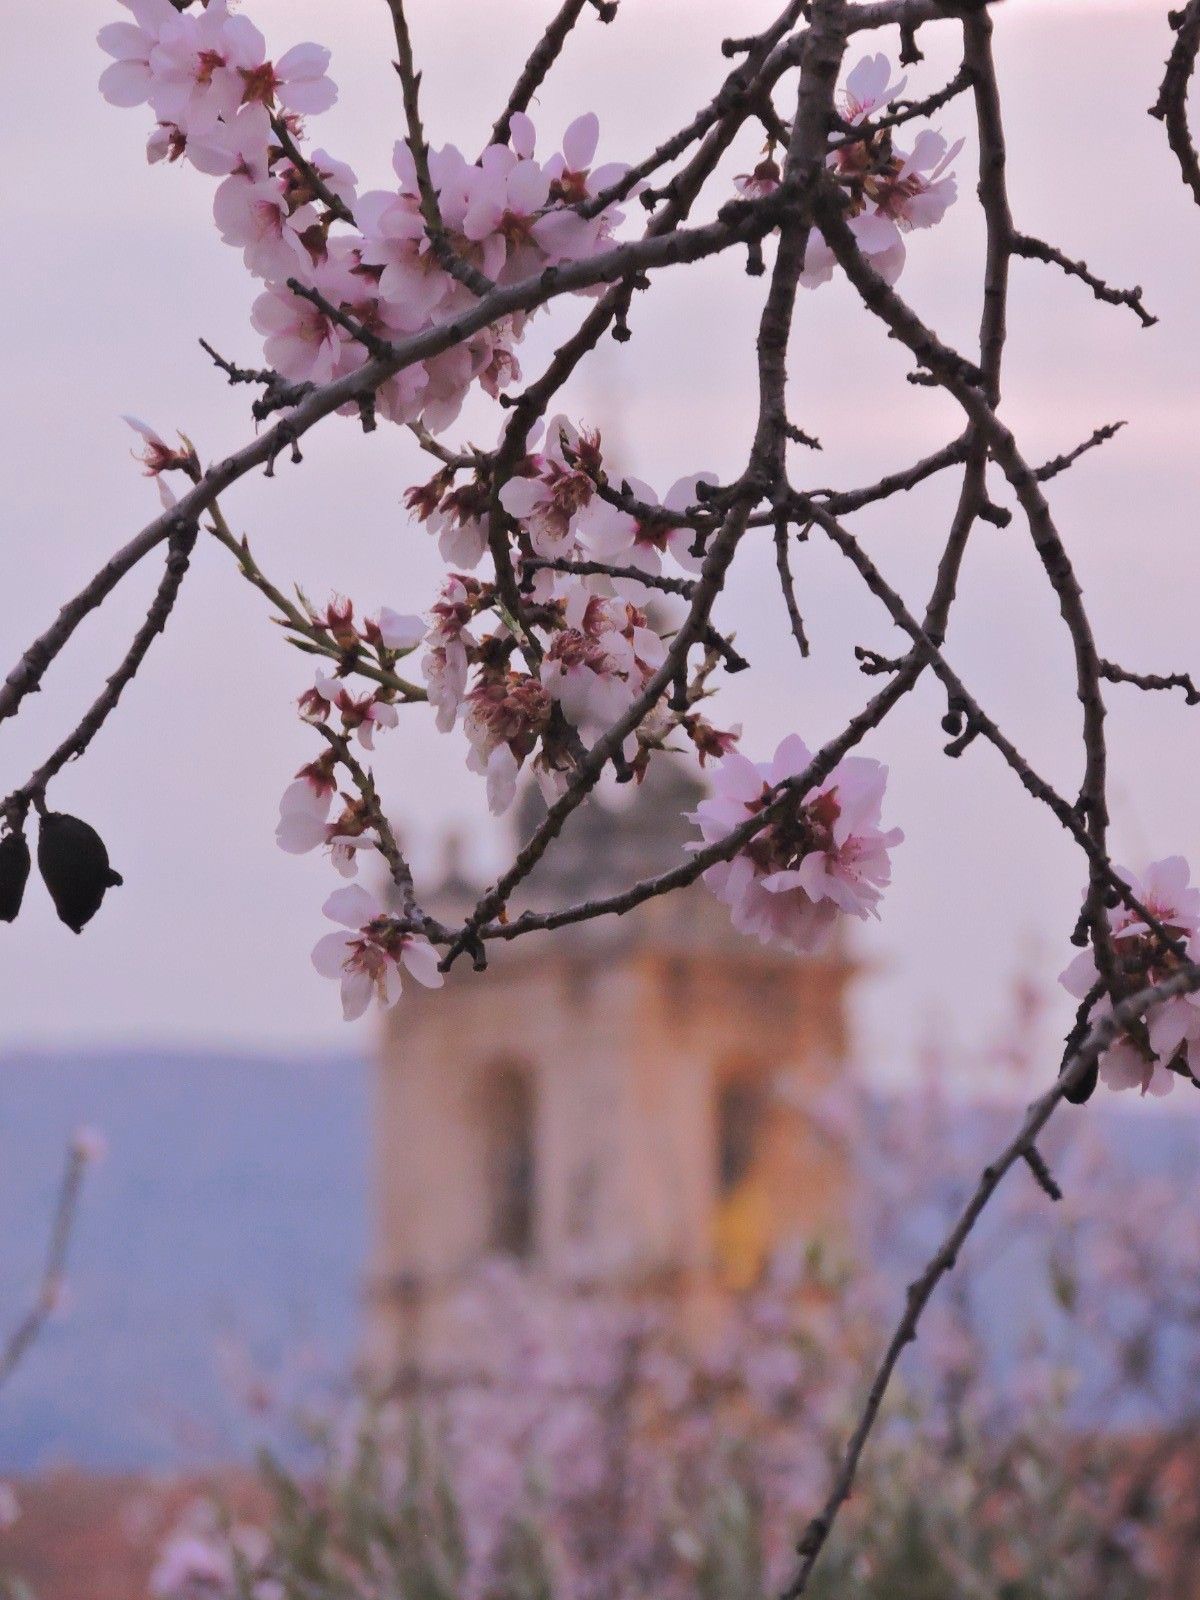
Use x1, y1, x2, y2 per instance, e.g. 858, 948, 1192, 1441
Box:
0, 1142, 92, 1393
1032, 420, 1126, 483
780, 962, 1200, 1598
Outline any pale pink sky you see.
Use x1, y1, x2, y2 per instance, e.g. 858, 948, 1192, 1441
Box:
2, 0, 1198, 1079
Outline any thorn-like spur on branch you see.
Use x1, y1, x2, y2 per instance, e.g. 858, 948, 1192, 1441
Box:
703, 627, 750, 674
779, 961, 1200, 1599
1021, 1142, 1063, 1202
199, 339, 315, 421
1032, 420, 1126, 483
854, 645, 907, 676
1099, 657, 1200, 705
1012, 233, 1158, 327
199, 338, 276, 389
775, 522, 811, 657
1151, 0, 1200, 206
385, 0, 496, 297
785, 421, 822, 450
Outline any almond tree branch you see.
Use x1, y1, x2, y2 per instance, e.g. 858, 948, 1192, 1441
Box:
205, 504, 427, 701
780, 961, 1200, 1599
488, 0, 609, 151
3, 522, 198, 827
0, 1141, 91, 1394
440, 0, 851, 971
1151, 0, 1200, 206
385, 0, 496, 296
1012, 231, 1157, 327
0, 195, 795, 731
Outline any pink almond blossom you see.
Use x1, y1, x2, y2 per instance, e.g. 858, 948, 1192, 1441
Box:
689, 734, 903, 955
145, 0, 258, 136
311, 885, 443, 1021
313, 669, 399, 751
275, 782, 379, 879
499, 416, 601, 559
121, 416, 198, 509
97, 0, 181, 111
540, 588, 665, 741
532, 113, 630, 262
462, 149, 552, 283
249, 245, 368, 385
842, 53, 907, 122
1059, 856, 1200, 1097
799, 54, 960, 290
463, 672, 552, 816
421, 576, 481, 731
366, 608, 425, 653
212, 112, 317, 281
581, 471, 717, 580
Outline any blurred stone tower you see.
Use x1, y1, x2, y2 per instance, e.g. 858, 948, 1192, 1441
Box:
365, 762, 855, 1376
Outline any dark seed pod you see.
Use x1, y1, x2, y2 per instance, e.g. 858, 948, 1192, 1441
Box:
37, 812, 124, 934
1063, 1059, 1099, 1105
0, 831, 31, 923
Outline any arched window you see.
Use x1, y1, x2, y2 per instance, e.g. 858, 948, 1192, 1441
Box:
714, 1071, 769, 1289
485, 1065, 537, 1260
717, 1077, 764, 1194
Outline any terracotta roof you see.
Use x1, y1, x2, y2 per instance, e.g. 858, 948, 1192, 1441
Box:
1, 1470, 266, 1600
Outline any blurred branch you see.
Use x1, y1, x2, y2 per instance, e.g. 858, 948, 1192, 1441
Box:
0, 1138, 95, 1394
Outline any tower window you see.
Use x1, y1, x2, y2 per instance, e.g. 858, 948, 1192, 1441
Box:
486, 1065, 537, 1259
714, 1071, 770, 1288
717, 1077, 764, 1194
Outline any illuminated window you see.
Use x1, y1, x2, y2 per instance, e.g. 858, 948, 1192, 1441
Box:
717, 1077, 763, 1194
714, 1072, 770, 1288
486, 1065, 537, 1259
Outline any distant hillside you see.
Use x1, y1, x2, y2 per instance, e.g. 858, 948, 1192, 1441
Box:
0, 1049, 366, 1471
1, 1049, 1198, 1471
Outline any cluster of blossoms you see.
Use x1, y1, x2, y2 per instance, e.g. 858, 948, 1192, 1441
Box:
688, 735, 904, 956
100, 0, 630, 433
402, 415, 725, 819
262, 596, 443, 1016
278, 404, 906, 1015
406, 413, 717, 590
276, 594, 423, 874
737, 53, 963, 288
1059, 856, 1200, 1098
418, 564, 675, 818
96, 19, 1003, 1032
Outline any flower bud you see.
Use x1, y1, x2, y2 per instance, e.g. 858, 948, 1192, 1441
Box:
36, 813, 123, 934
0, 831, 31, 923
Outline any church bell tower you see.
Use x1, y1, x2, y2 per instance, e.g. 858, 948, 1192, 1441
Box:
365, 761, 855, 1376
